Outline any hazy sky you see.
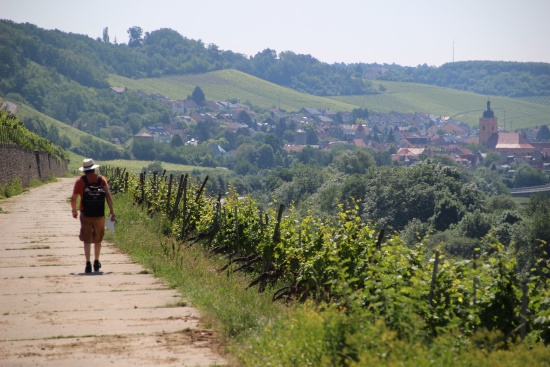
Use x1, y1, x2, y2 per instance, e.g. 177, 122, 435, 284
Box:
2, 0, 549, 67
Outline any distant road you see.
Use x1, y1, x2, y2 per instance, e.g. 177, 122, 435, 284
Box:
510, 184, 550, 197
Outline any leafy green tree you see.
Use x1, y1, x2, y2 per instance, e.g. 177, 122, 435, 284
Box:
171, 134, 184, 148
524, 193, 550, 259
263, 133, 283, 152
513, 165, 548, 187
332, 149, 376, 175
145, 160, 163, 173
536, 125, 550, 141
400, 218, 429, 246
190, 85, 205, 104
235, 159, 256, 175
257, 144, 274, 169
102, 27, 110, 43
301, 124, 319, 145
127, 26, 143, 47
456, 209, 492, 238
432, 196, 465, 231
487, 195, 517, 213
237, 110, 253, 127
340, 174, 367, 208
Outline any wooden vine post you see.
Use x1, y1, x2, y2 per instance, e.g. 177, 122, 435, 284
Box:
234, 206, 239, 254
166, 173, 173, 214
473, 250, 478, 312
170, 173, 187, 222
376, 229, 385, 251
428, 250, 440, 308
260, 204, 284, 293
124, 171, 129, 192
520, 281, 528, 340
139, 172, 145, 204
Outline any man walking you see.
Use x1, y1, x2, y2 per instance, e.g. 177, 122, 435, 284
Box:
71, 158, 115, 273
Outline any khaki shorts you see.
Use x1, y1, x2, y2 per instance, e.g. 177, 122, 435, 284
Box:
79, 214, 106, 244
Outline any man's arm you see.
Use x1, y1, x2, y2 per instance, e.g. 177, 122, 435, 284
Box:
71, 193, 79, 219
104, 185, 116, 221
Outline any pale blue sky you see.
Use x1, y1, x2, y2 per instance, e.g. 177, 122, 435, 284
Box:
2, 0, 549, 67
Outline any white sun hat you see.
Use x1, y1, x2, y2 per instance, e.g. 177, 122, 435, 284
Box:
79, 158, 100, 172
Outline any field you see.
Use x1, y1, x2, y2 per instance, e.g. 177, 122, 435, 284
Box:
515, 95, 550, 106
100, 159, 228, 175
108, 70, 357, 112
331, 81, 550, 129
109, 70, 550, 129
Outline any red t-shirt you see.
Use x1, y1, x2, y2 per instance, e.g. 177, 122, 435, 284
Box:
73, 174, 109, 211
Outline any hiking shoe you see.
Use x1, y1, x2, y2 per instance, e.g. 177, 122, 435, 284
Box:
85, 261, 92, 273
93, 260, 101, 272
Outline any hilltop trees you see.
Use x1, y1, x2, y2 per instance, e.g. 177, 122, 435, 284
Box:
102, 27, 109, 43
127, 26, 143, 47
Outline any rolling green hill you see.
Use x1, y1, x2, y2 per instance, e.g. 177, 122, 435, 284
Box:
109, 70, 550, 130
12, 102, 126, 159
330, 80, 550, 129
108, 70, 358, 112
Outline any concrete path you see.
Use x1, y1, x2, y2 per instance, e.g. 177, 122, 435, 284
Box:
0, 178, 228, 366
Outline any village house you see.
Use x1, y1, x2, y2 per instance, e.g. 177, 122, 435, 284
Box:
392, 148, 426, 165
133, 126, 172, 144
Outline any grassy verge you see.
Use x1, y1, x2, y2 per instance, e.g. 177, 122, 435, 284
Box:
110, 191, 550, 366
110, 191, 289, 357
0, 175, 58, 200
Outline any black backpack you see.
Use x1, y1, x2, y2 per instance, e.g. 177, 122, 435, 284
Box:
82, 175, 106, 217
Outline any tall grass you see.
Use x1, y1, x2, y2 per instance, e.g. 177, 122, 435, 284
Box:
111, 191, 288, 343
0, 177, 24, 199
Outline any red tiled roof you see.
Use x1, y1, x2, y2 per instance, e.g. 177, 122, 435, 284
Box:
487, 132, 534, 149
283, 145, 305, 153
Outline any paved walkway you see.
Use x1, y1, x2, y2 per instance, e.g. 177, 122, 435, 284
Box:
0, 178, 227, 366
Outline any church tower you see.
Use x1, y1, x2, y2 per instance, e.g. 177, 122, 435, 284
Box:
479, 100, 498, 146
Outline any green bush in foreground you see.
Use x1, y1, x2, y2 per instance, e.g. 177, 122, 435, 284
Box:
0, 177, 24, 198
240, 308, 550, 366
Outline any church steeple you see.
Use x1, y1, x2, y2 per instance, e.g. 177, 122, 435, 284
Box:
483, 100, 495, 118
479, 99, 498, 146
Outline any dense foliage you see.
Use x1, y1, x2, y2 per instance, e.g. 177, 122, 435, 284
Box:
378, 61, 550, 98
105, 166, 550, 365
0, 110, 66, 159
2, 20, 548, 101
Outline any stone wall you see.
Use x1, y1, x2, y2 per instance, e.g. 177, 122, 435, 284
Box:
0, 143, 68, 188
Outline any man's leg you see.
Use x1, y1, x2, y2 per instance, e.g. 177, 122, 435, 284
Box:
93, 243, 102, 271
84, 242, 91, 261
94, 243, 101, 260
83, 242, 92, 273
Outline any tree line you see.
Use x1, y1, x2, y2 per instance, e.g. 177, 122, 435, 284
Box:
2, 20, 548, 99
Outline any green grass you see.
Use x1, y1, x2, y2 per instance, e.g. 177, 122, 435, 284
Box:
332, 80, 550, 129
514, 95, 550, 106
108, 69, 357, 112
101, 159, 229, 175
0, 177, 24, 199
112, 191, 287, 345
